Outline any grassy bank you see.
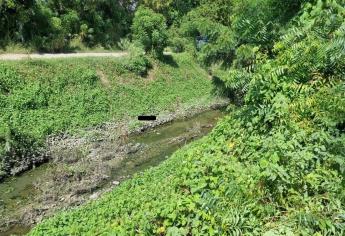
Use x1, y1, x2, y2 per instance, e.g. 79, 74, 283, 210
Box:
0, 53, 220, 179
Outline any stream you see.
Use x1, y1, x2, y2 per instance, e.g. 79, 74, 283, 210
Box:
0, 109, 224, 236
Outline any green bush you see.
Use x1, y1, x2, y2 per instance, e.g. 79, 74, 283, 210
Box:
131, 6, 168, 57
179, 7, 237, 66
121, 45, 152, 76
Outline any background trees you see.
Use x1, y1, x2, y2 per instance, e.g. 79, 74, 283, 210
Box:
0, 0, 133, 51
0, 0, 312, 53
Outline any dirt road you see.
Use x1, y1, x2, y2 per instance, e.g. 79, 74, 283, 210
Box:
0, 52, 128, 60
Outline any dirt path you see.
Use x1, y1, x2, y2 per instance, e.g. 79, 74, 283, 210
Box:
0, 52, 128, 61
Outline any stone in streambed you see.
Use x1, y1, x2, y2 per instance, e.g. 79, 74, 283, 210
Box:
89, 192, 100, 200
112, 181, 120, 186
126, 143, 144, 154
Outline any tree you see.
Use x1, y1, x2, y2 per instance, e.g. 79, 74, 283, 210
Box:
139, 0, 201, 25
131, 6, 168, 57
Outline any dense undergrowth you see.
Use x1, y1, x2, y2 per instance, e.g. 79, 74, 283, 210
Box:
0, 1, 132, 52
0, 53, 218, 180
29, 0, 345, 235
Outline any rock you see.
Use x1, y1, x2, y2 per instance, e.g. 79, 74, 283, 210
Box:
201, 124, 213, 128
112, 181, 120, 186
89, 192, 100, 200
126, 143, 143, 154
168, 136, 187, 144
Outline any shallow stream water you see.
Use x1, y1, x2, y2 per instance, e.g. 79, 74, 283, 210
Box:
0, 109, 224, 236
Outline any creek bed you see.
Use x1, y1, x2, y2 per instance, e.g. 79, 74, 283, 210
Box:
0, 109, 225, 236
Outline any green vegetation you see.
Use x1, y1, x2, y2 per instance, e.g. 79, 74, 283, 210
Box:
0, 0, 133, 52
0, 53, 219, 179
132, 7, 169, 57
29, 0, 345, 235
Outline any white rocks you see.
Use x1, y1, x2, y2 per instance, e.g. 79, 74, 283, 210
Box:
112, 181, 120, 186
89, 192, 100, 200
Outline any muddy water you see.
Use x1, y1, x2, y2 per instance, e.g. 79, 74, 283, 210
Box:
0, 109, 224, 236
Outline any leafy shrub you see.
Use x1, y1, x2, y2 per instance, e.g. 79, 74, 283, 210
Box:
169, 36, 186, 53
166, 26, 193, 53
117, 38, 131, 51
131, 6, 168, 57
121, 45, 152, 76
180, 7, 237, 66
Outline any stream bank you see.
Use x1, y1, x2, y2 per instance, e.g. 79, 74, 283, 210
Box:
0, 101, 228, 236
